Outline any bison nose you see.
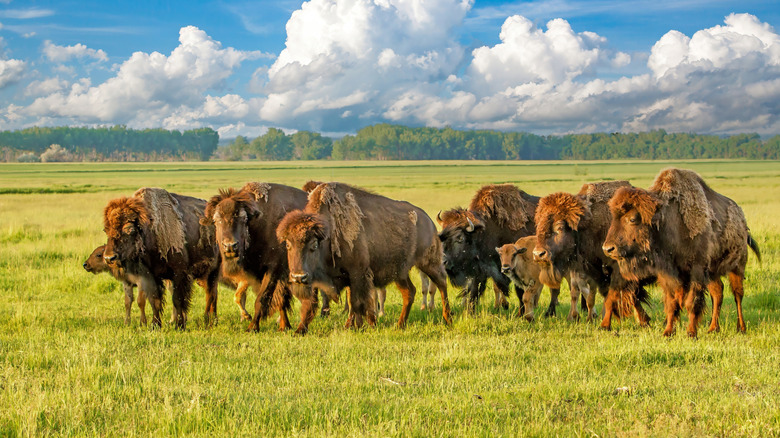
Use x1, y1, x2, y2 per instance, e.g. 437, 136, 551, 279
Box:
290, 272, 310, 284
222, 241, 238, 252
533, 249, 547, 261
501, 266, 510, 274
104, 254, 117, 263
603, 244, 616, 256
82, 262, 89, 270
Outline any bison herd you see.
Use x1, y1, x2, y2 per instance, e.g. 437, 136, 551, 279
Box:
83, 168, 760, 337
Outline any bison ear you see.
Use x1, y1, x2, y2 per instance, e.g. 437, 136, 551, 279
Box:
245, 202, 261, 220
438, 232, 446, 242
637, 197, 660, 226
515, 247, 527, 255
495, 247, 501, 254
202, 200, 217, 226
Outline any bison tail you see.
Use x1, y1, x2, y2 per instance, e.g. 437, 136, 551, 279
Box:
747, 233, 761, 264
616, 286, 651, 318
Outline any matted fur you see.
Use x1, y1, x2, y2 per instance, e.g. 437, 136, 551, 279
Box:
650, 168, 714, 239
276, 211, 328, 243
133, 187, 186, 260
305, 183, 365, 258
609, 187, 660, 226
578, 180, 631, 204
535, 192, 590, 232
722, 201, 748, 249
103, 197, 150, 240
469, 184, 532, 231
302, 180, 323, 193
242, 182, 271, 202
202, 188, 259, 226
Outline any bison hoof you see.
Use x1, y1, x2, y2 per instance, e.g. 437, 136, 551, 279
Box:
598, 324, 611, 331
567, 312, 579, 323
246, 323, 260, 333
662, 328, 675, 337
544, 306, 556, 318
294, 326, 308, 336
523, 313, 535, 322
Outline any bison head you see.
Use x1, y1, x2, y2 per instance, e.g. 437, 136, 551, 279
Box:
83, 244, 110, 273
103, 196, 150, 266
203, 188, 258, 265
533, 192, 591, 288
437, 208, 486, 287
276, 210, 331, 299
495, 243, 526, 277
603, 187, 660, 282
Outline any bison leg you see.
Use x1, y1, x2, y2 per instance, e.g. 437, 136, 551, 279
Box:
347, 274, 376, 329
493, 276, 511, 310
202, 270, 219, 328
320, 290, 332, 317
707, 278, 724, 333
599, 288, 619, 331
419, 265, 452, 325
544, 287, 560, 318
684, 284, 706, 338
171, 273, 193, 330
234, 281, 251, 321
137, 286, 147, 326
248, 273, 276, 332
122, 282, 134, 325
295, 295, 318, 335
585, 284, 597, 322
522, 283, 542, 322
728, 272, 747, 333
420, 273, 435, 311
395, 278, 417, 329
567, 282, 580, 322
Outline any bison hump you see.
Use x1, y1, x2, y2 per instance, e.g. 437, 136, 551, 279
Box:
133, 187, 186, 260
307, 183, 365, 258
649, 168, 714, 239
469, 184, 532, 231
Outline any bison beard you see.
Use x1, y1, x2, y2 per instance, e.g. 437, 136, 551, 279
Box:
277, 182, 452, 329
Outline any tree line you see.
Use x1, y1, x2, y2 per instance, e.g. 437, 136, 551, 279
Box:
2, 124, 779, 162
0, 126, 218, 161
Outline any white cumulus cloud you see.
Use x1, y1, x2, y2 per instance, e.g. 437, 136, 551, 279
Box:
0, 59, 25, 89
43, 40, 108, 63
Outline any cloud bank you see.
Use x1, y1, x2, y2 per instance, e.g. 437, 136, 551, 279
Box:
1, 3, 779, 136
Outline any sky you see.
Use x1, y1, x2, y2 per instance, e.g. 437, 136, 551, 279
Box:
0, 0, 778, 139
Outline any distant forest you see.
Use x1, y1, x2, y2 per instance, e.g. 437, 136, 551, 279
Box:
2, 124, 779, 162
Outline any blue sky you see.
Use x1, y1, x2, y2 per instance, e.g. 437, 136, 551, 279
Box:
0, 0, 778, 138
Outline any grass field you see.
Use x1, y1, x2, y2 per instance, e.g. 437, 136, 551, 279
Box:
1, 160, 779, 437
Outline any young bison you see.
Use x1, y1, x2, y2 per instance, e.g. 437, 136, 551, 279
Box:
497, 236, 596, 321
277, 182, 452, 329
603, 168, 760, 336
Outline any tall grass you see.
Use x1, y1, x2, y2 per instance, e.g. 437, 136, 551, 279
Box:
0, 160, 778, 436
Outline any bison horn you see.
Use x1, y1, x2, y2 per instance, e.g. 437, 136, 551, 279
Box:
466, 218, 475, 232
436, 210, 443, 224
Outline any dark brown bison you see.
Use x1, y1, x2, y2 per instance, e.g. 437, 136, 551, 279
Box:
102, 188, 220, 329
496, 236, 595, 321
277, 182, 452, 328
84, 244, 252, 324
533, 181, 651, 329
438, 184, 562, 316
203, 182, 309, 333
603, 168, 760, 336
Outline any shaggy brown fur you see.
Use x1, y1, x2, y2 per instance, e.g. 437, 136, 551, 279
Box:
608, 187, 660, 227
306, 183, 365, 259
578, 180, 632, 204
133, 187, 186, 260
535, 192, 590, 232
470, 184, 533, 231
277, 211, 328, 243
302, 180, 323, 193
103, 197, 149, 239
650, 168, 714, 239
242, 182, 271, 202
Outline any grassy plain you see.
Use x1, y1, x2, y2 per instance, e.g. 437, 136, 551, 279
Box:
0, 160, 779, 437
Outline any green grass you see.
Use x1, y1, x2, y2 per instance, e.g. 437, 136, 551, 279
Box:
1, 160, 779, 436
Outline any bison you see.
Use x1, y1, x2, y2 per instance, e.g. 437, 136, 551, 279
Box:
203, 182, 309, 333
533, 181, 652, 329
438, 184, 562, 316
102, 188, 220, 329
277, 182, 452, 328
496, 236, 596, 322
603, 168, 760, 336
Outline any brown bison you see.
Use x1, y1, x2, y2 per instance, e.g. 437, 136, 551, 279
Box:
102, 188, 220, 329
203, 182, 309, 333
438, 184, 562, 316
277, 182, 452, 328
533, 181, 652, 329
84, 244, 252, 323
603, 168, 760, 336
496, 236, 596, 322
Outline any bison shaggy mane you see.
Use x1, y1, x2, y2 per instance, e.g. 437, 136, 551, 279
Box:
305, 183, 365, 258
608, 187, 660, 226
649, 168, 714, 239
103, 196, 149, 239
469, 184, 532, 231
202, 187, 258, 226
132, 187, 186, 259
276, 210, 328, 244
535, 192, 590, 232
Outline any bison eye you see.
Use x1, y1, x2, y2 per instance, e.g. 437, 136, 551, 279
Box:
311, 240, 319, 251
456, 236, 464, 243
629, 216, 638, 224
285, 241, 292, 250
